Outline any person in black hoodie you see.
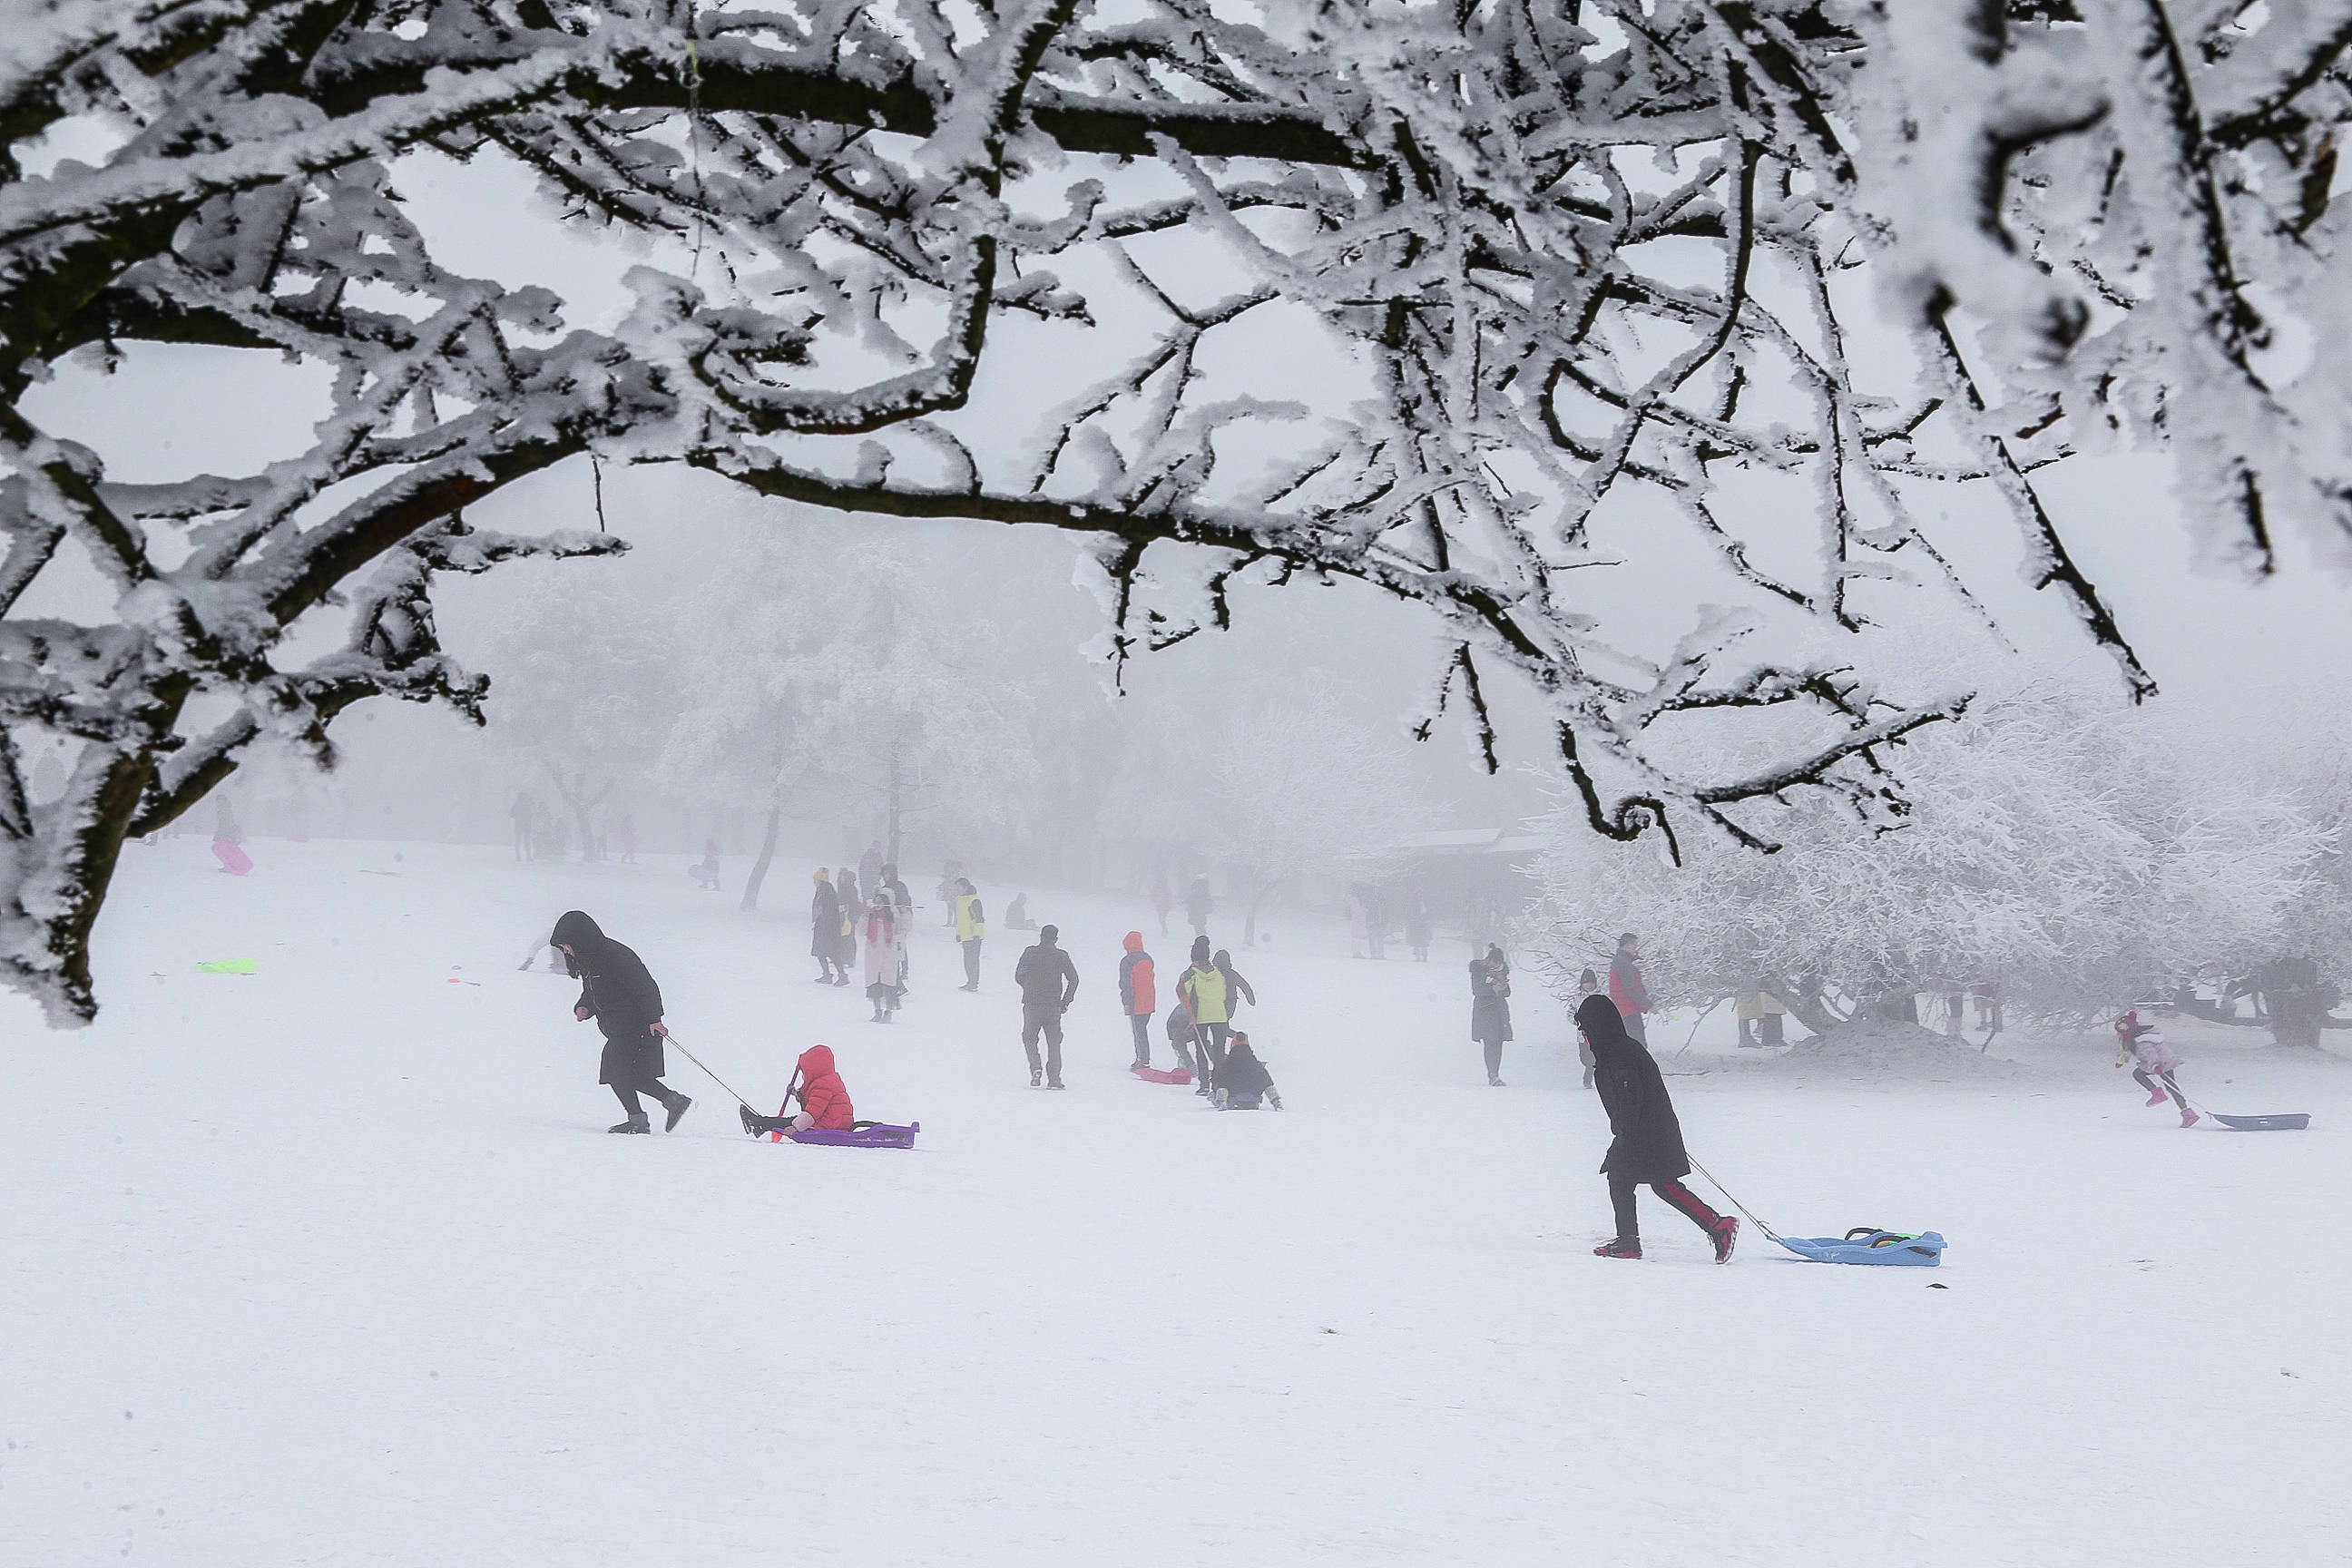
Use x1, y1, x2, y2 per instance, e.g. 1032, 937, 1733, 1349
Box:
552, 909, 691, 1134
1214, 1031, 1283, 1110
1575, 994, 1734, 1262
1013, 923, 1080, 1088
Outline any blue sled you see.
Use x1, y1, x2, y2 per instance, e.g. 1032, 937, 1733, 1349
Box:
1774, 1230, 1946, 1266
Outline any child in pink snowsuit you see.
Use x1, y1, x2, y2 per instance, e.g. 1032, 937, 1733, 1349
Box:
2115, 1012, 2197, 1128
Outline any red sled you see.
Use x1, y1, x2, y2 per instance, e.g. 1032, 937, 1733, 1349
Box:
1131, 1064, 1194, 1084
212, 838, 252, 876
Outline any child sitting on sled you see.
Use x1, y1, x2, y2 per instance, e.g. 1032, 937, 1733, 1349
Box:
740, 1044, 855, 1137
1214, 1032, 1283, 1111
2115, 1012, 2197, 1128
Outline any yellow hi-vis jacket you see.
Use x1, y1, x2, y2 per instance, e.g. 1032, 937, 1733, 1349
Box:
954, 893, 985, 943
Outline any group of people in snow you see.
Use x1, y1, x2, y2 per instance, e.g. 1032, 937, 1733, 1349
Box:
810, 859, 915, 1022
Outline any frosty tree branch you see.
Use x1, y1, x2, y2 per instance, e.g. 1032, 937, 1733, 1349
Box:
3, 0, 2348, 1020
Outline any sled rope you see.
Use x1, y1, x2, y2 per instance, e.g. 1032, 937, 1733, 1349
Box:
1687, 1157, 1786, 1245
660, 1030, 756, 1110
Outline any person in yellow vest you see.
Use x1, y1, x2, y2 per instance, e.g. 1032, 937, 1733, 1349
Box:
953, 878, 985, 991
1177, 935, 1231, 1097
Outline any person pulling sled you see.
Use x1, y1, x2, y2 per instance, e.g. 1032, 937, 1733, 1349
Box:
2115, 1012, 2198, 1127
553, 909, 691, 1134
1577, 995, 1735, 1262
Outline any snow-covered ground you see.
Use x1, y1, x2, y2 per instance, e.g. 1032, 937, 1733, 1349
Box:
5, 839, 2347, 1566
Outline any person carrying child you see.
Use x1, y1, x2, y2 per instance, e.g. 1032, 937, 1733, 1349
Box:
1214, 1031, 1284, 1111
2115, 1011, 2198, 1127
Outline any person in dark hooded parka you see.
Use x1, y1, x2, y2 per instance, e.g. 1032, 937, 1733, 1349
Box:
1575, 994, 1734, 1262
553, 909, 691, 1134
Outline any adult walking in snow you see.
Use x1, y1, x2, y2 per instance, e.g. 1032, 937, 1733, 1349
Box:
859, 840, 885, 896
510, 790, 535, 861
1471, 945, 1513, 1086
552, 909, 691, 1134
1014, 924, 1080, 1088
2115, 1012, 2198, 1127
1119, 932, 1158, 1068
1576, 995, 1735, 1262
1608, 932, 1652, 1044
863, 891, 904, 1024
812, 869, 847, 985
953, 877, 985, 991
1152, 872, 1174, 938
1184, 875, 1213, 939
1405, 887, 1433, 963
1179, 937, 1233, 1095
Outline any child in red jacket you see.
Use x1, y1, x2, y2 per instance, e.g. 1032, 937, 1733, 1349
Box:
740, 1044, 855, 1138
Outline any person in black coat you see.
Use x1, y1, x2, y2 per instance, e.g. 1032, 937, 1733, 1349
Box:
811, 869, 846, 985
1013, 923, 1081, 1088
553, 909, 691, 1134
1575, 994, 1734, 1261
1214, 1031, 1283, 1110
1470, 945, 1513, 1086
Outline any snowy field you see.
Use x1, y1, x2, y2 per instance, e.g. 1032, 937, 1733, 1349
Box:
5, 839, 2347, 1567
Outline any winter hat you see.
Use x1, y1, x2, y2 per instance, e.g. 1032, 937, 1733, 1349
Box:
1578, 967, 1599, 991
2113, 1010, 2140, 1035
1190, 936, 1212, 965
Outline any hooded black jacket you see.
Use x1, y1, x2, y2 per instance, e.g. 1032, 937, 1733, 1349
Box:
553, 910, 666, 1085
1576, 994, 1689, 1182
1220, 1041, 1275, 1098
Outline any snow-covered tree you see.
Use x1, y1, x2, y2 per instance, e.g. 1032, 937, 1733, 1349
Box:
6, 2, 2349, 1017
1534, 681, 2330, 1031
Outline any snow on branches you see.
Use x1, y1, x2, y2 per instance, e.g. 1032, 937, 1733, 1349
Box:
3, 1, 2347, 1018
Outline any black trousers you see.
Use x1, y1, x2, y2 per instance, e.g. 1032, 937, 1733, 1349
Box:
1608, 1171, 1722, 1242
610, 1075, 677, 1117
1128, 1013, 1152, 1063
962, 939, 983, 987
1482, 1037, 1504, 1080
1197, 1022, 1230, 1084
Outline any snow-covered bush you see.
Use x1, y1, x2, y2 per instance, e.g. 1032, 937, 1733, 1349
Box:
5, 2, 2347, 1016
1534, 681, 2332, 1029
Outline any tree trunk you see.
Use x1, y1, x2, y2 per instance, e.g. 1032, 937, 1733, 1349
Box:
1243, 877, 1284, 946
1781, 977, 1847, 1041
887, 747, 903, 871
740, 804, 781, 913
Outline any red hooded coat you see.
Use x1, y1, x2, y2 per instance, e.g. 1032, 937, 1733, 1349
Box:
794, 1044, 854, 1130
1119, 932, 1156, 1016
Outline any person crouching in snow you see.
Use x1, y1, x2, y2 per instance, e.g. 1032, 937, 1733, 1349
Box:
552, 909, 691, 1134
863, 891, 904, 1024
1577, 994, 1735, 1262
2115, 1012, 2197, 1127
740, 1044, 855, 1137
1214, 1032, 1283, 1111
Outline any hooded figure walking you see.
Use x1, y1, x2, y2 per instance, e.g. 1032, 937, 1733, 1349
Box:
1471, 944, 1513, 1085
812, 869, 847, 984
552, 910, 691, 1134
1576, 995, 1735, 1262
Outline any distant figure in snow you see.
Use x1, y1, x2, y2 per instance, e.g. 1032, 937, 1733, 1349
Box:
1405, 887, 1433, 963
1471, 945, 1513, 1086
1365, 885, 1387, 960
1178, 938, 1233, 1096
1184, 875, 1213, 939
812, 869, 848, 985
1152, 872, 1174, 938
837, 863, 861, 914
1575, 967, 1602, 1089
882, 863, 913, 990
1736, 984, 1787, 1048
1577, 995, 1735, 1263
1347, 884, 1370, 957
552, 909, 690, 1134
1214, 1031, 1283, 1111
1608, 932, 1652, 1044
863, 892, 904, 1024
1005, 892, 1036, 931
859, 841, 885, 897
690, 836, 720, 891
2115, 1012, 2197, 1128
833, 872, 859, 979
1014, 924, 1079, 1089
741, 1044, 855, 1137
1119, 932, 1158, 1068
954, 878, 985, 991
510, 790, 535, 861
939, 859, 965, 925
617, 811, 637, 865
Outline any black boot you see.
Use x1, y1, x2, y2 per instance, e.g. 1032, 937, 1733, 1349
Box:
608, 1113, 651, 1134
663, 1093, 693, 1132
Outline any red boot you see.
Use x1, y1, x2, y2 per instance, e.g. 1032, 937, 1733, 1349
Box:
1710, 1215, 1740, 1264
1593, 1239, 1642, 1259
